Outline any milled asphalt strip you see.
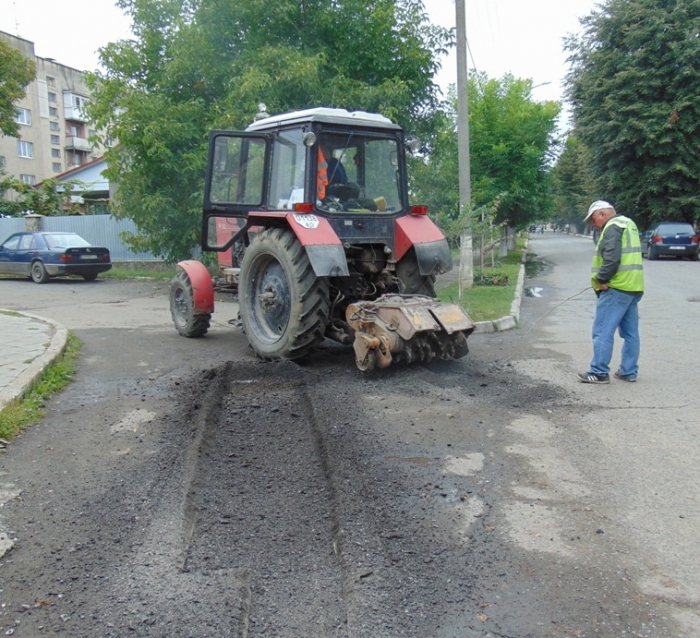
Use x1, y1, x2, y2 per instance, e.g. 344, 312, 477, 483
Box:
0, 310, 68, 558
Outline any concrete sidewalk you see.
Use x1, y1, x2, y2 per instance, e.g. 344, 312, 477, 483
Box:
0, 310, 68, 414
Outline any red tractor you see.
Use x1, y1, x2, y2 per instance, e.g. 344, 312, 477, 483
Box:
170, 107, 475, 371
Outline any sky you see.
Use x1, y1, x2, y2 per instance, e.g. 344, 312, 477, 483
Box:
1, 0, 598, 125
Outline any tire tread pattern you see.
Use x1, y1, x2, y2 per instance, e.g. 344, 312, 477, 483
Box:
240, 227, 330, 361
170, 270, 211, 338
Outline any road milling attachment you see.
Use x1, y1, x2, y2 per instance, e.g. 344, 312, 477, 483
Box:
346, 294, 475, 371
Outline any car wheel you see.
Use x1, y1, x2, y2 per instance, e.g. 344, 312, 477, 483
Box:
646, 245, 657, 260
82, 273, 99, 281
31, 261, 50, 284
690, 252, 699, 262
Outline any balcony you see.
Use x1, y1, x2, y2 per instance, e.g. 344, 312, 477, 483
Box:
65, 136, 93, 152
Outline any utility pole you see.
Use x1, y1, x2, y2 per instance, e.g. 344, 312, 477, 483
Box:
455, 0, 473, 294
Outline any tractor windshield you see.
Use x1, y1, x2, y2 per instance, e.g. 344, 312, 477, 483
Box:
315, 132, 403, 214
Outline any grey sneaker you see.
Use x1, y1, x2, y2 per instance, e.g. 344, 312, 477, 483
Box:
614, 371, 637, 382
577, 372, 610, 384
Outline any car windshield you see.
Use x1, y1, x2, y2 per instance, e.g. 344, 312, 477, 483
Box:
44, 234, 91, 249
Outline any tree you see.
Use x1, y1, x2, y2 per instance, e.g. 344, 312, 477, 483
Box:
0, 39, 36, 138
411, 74, 560, 242
0, 176, 83, 217
565, 0, 700, 228
86, 0, 452, 261
550, 133, 597, 229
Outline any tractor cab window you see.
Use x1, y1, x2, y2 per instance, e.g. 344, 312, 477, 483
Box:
316, 132, 402, 214
269, 129, 306, 209
209, 134, 266, 206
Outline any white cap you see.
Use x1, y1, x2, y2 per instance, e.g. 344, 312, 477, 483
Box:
584, 200, 615, 222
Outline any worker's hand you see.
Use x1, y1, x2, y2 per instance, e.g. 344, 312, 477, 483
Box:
598, 282, 609, 291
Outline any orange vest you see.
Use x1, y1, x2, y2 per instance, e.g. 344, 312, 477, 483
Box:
317, 148, 328, 200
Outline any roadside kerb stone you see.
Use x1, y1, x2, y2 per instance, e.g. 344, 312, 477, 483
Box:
0, 310, 69, 412
472, 245, 527, 334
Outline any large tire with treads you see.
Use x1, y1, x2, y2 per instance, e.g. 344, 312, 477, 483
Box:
170, 270, 211, 337
239, 227, 330, 361
395, 248, 436, 296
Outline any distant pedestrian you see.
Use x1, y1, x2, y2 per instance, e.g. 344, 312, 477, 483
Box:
577, 200, 644, 384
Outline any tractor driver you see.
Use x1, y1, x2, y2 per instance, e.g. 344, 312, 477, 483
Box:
319, 139, 348, 186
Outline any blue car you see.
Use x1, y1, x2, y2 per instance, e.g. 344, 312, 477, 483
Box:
0, 231, 112, 283
642, 222, 699, 261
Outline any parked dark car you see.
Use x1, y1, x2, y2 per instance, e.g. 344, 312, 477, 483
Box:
0, 231, 112, 283
642, 222, 699, 261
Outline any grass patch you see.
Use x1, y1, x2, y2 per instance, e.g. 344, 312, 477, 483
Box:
437, 239, 525, 323
0, 333, 82, 443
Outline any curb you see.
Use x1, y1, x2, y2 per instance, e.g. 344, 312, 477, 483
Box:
471, 262, 524, 333
0, 310, 69, 412
471, 241, 527, 334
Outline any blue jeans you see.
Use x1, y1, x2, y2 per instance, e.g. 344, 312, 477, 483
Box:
590, 288, 643, 377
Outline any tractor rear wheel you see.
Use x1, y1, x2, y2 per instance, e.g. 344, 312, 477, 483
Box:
239, 227, 330, 361
170, 270, 211, 337
395, 248, 436, 296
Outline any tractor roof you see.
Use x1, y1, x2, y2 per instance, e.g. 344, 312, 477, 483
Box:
246, 107, 402, 132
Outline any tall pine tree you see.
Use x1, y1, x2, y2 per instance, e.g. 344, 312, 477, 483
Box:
566, 0, 700, 227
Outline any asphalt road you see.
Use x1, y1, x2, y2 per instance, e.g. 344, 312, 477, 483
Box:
0, 236, 698, 637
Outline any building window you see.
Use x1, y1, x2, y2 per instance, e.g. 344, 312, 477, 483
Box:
51, 148, 61, 158
69, 124, 85, 137
47, 76, 56, 87
50, 121, 60, 131
19, 174, 36, 185
67, 152, 84, 167
49, 106, 58, 117
17, 141, 34, 158
14, 108, 31, 126
52, 163, 62, 173
48, 91, 57, 103
51, 135, 60, 144
0, 156, 5, 168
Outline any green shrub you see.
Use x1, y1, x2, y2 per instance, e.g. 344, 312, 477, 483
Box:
474, 270, 509, 286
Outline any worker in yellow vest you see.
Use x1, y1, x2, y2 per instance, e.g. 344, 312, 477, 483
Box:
577, 200, 644, 384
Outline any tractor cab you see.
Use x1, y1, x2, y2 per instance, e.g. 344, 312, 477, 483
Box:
201, 107, 412, 257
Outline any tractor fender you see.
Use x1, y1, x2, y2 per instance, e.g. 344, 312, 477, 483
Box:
248, 212, 350, 277
395, 215, 453, 276
176, 260, 215, 314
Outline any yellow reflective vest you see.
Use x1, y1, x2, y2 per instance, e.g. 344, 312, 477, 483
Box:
591, 215, 644, 292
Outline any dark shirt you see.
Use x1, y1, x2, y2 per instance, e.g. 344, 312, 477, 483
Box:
596, 216, 624, 284
327, 157, 348, 185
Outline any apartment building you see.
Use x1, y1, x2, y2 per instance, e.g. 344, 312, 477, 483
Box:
0, 31, 105, 187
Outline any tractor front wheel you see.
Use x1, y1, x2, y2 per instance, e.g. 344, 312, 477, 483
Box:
239, 227, 330, 361
170, 270, 211, 337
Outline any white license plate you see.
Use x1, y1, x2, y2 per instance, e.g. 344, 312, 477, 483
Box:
669, 246, 684, 250
80, 254, 99, 260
